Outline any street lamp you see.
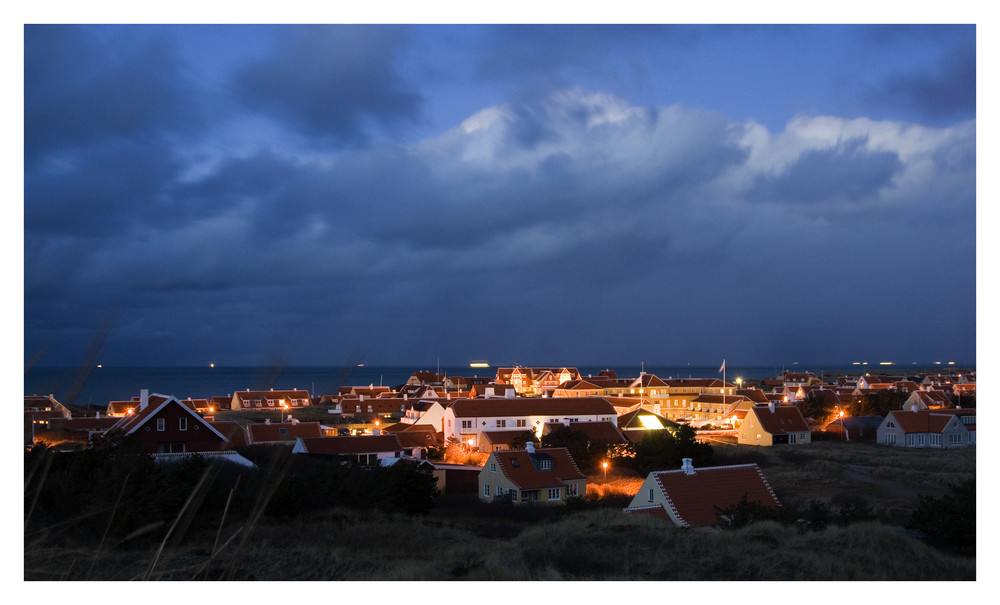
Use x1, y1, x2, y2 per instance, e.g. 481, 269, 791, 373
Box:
602, 460, 609, 480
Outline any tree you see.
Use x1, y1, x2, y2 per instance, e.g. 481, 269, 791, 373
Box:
907, 479, 975, 556
626, 427, 713, 477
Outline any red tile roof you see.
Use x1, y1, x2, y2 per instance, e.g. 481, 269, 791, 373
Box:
247, 421, 322, 443
888, 409, 975, 434
490, 446, 586, 490
647, 463, 780, 527
748, 404, 810, 435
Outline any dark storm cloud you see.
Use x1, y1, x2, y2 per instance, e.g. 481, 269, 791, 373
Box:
25, 138, 184, 236
24, 25, 199, 167
748, 137, 903, 207
869, 37, 976, 122
235, 25, 423, 145
22, 25, 976, 368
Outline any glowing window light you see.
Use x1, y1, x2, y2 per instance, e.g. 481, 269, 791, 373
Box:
638, 415, 663, 429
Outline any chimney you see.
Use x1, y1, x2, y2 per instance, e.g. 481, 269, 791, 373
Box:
526, 442, 535, 453
768, 401, 775, 414
681, 458, 695, 475
140, 389, 149, 410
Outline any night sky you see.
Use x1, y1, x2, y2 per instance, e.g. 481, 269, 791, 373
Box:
22, 21, 978, 368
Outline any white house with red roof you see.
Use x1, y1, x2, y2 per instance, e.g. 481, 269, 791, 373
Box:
877, 409, 975, 448
443, 397, 618, 449
625, 459, 780, 527
478, 443, 587, 504
230, 388, 311, 411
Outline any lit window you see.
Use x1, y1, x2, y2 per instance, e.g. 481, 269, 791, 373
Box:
497, 420, 506, 428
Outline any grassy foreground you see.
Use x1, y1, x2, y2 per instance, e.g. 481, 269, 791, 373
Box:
24, 441, 975, 581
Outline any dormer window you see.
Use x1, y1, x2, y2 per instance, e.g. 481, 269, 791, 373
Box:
540, 459, 552, 470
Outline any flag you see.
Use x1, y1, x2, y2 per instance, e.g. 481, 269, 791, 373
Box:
718, 359, 726, 374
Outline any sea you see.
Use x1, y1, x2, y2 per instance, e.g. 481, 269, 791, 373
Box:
22, 362, 965, 408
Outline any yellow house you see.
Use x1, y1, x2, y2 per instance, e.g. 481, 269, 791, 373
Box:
478, 444, 587, 504
737, 403, 811, 446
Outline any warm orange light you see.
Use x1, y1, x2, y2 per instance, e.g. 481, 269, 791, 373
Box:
127, 407, 134, 415
209, 406, 214, 413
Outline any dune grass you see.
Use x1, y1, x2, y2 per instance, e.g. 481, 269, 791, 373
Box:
25, 440, 975, 581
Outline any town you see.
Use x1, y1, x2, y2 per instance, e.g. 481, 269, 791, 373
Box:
24, 364, 976, 580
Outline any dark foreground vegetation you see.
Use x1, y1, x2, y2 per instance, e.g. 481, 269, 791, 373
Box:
24, 437, 975, 581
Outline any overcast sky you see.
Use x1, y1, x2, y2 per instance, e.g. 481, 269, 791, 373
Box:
22, 22, 978, 368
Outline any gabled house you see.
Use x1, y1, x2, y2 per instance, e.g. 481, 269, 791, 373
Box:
471, 383, 517, 398
25, 395, 73, 445
478, 444, 586, 504
616, 409, 675, 435
105, 390, 231, 455
292, 435, 405, 465
384, 423, 441, 459
877, 409, 975, 448
31, 416, 120, 451
624, 459, 780, 527
903, 390, 953, 411
857, 375, 903, 390
737, 403, 811, 446
494, 367, 580, 396
230, 388, 311, 411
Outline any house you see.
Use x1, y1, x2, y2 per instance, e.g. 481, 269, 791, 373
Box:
386, 423, 441, 459
104, 390, 232, 455
822, 416, 884, 441
31, 416, 120, 450
616, 409, 675, 436
736, 403, 811, 446
481, 430, 535, 452
443, 397, 618, 449
292, 435, 405, 465
247, 420, 323, 445
25, 394, 73, 445
781, 372, 823, 388
902, 390, 953, 411
877, 409, 975, 448
398, 400, 448, 426
425, 462, 482, 495
230, 388, 311, 411
657, 378, 737, 420
494, 367, 580, 396
471, 383, 517, 399
857, 374, 903, 390
624, 459, 780, 527
478, 443, 587, 504
542, 420, 629, 447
